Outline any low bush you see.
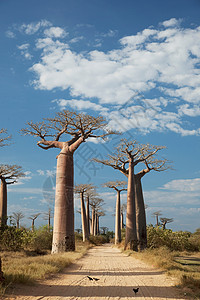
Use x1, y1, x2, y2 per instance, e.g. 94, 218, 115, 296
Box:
147, 225, 198, 251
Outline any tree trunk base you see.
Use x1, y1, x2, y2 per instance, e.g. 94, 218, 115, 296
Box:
52, 234, 75, 253
124, 239, 138, 251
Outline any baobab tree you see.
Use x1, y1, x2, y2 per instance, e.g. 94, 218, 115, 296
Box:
90, 197, 104, 236
0, 165, 24, 226
103, 180, 127, 244
152, 211, 162, 226
85, 186, 96, 235
160, 217, 174, 230
121, 203, 127, 230
12, 211, 25, 229
29, 213, 40, 232
43, 208, 53, 232
74, 184, 94, 242
0, 128, 11, 147
21, 110, 116, 253
94, 139, 167, 251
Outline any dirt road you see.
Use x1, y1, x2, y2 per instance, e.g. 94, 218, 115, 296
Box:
8, 244, 185, 300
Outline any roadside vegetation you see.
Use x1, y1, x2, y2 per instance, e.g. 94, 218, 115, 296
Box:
0, 225, 112, 297
120, 226, 200, 299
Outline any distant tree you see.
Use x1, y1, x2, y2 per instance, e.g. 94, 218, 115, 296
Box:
0, 128, 11, 147
29, 213, 40, 232
103, 180, 127, 244
160, 217, 174, 230
152, 211, 162, 226
0, 165, 24, 226
95, 209, 105, 235
21, 110, 116, 253
43, 208, 53, 232
85, 186, 96, 235
100, 226, 108, 235
12, 211, 25, 229
121, 203, 127, 230
90, 197, 104, 236
74, 184, 94, 242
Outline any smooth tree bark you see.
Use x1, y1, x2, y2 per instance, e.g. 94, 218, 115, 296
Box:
135, 158, 171, 250
0, 165, 24, 226
121, 203, 127, 230
75, 184, 94, 242
43, 208, 53, 232
21, 110, 116, 253
103, 180, 126, 244
90, 197, 104, 236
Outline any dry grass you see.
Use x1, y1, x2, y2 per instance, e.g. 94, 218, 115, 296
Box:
0, 241, 90, 296
123, 246, 200, 299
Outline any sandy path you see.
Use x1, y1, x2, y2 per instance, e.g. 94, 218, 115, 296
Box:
7, 244, 185, 300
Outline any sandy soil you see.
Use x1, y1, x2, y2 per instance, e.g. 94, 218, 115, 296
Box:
6, 244, 186, 300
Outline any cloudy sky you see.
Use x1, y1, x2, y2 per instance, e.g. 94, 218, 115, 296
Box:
0, 0, 200, 232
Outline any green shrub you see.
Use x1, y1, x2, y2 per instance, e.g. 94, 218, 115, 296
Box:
147, 225, 198, 251
0, 226, 24, 251
89, 235, 108, 245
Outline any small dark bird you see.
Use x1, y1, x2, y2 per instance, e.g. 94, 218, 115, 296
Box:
93, 277, 100, 281
133, 287, 139, 295
87, 276, 93, 281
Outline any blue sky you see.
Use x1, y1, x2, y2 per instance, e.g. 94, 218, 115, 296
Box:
0, 0, 200, 232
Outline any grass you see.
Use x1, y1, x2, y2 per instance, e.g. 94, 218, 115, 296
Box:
121, 246, 200, 299
0, 240, 90, 296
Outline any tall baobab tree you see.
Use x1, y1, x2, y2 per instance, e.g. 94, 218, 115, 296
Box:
43, 208, 53, 232
135, 157, 170, 250
12, 211, 25, 229
90, 197, 104, 236
152, 210, 162, 226
94, 139, 167, 251
121, 203, 127, 230
85, 186, 96, 235
160, 217, 174, 230
0, 128, 11, 147
0, 165, 24, 226
74, 184, 94, 242
29, 213, 40, 232
103, 180, 127, 244
21, 110, 116, 253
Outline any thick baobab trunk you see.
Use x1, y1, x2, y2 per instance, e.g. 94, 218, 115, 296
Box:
97, 215, 99, 235
115, 190, 121, 244
135, 175, 147, 251
91, 207, 95, 235
124, 158, 137, 251
80, 192, 89, 242
121, 212, 124, 230
52, 150, 75, 253
94, 212, 97, 236
86, 195, 90, 235
0, 178, 7, 227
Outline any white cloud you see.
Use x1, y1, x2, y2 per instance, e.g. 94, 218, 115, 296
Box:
17, 43, 32, 60
162, 18, 181, 28
17, 18, 200, 136
160, 178, 200, 192
178, 104, 200, 117
6, 30, 15, 38
54, 98, 108, 112
19, 20, 52, 35
37, 169, 45, 176
44, 27, 67, 38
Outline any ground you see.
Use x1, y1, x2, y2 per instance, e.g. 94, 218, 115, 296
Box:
6, 244, 186, 300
